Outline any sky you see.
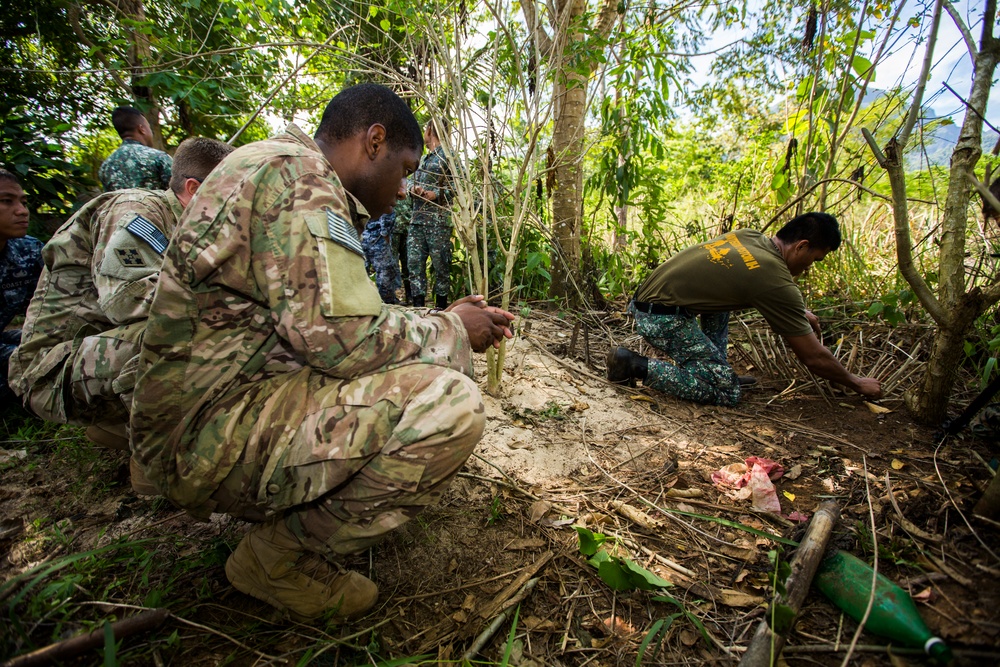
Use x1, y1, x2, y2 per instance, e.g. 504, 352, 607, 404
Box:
692, 0, 998, 131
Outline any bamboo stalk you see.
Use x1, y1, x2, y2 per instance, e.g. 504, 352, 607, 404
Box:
738, 502, 841, 667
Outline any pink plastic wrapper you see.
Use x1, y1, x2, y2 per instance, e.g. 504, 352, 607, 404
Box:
712, 457, 785, 513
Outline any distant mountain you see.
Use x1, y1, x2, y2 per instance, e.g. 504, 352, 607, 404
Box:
860, 89, 999, 168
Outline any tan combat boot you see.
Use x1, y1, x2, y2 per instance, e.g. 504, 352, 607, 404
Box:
225, 520, 378, 621
85, 422, 129, 450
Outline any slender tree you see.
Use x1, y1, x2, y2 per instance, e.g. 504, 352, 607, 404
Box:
521, 0, 622, 305
866, 0, 1000, 422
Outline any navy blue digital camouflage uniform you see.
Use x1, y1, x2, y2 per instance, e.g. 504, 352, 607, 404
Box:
407, 146, 453, 301
629, 303, 741, 407
361, 213, 401, 304
1, 236, 44, 402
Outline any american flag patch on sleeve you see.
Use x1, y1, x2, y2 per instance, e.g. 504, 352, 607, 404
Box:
326, 208, 364, 256
125, 215, 169, 255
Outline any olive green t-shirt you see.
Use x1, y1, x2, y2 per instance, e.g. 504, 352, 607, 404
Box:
634, 229, 812, 337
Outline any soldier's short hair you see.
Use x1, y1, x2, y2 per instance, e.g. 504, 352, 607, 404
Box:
169, 137, 235, 194
776, 212, 841, 251
111, 107, 147, 138
315, 84, 422, 152
426, 118, 450, 139
0, 168, 21, 186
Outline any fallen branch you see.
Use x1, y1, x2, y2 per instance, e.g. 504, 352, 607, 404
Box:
476, 551, 552, 620
2, 608, 168, 667
462, 577, 540, 662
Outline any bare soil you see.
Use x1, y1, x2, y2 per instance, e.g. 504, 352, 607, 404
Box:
1, 308, 998, 666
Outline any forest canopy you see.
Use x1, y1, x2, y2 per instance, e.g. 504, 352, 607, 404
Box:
2, 0, 998, 421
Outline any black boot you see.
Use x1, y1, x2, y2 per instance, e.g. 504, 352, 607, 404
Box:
412, 294, 425, 308
606, 347, 648, 387
435, 294, 449, 310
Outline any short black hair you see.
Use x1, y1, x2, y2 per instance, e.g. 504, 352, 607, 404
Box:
0, 168, 21, 187
315, 83, 422, 152
111, 106, 147, 138
426, 118, 450, 139
169, 137, 234, 194
775, 211, 841, 251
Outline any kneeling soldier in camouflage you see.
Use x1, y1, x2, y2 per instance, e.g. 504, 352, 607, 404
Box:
129, 84, 514, 621
9, 138, 233, 487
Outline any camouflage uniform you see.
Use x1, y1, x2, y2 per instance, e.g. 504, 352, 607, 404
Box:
8, 190, 183, 424
629, 304, 741, 407
407, 146, 453, 301
1, 236, 44, 402
392, 194, 412, 301
629, 229, 814, 407
99, 140, 173, 192
130, 124, 484, 558
361, 212, 401, 303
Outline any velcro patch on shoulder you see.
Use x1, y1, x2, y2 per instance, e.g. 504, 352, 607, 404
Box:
115, 247, 147, 267
125, 214, 169, 255
326, 208, 364, 257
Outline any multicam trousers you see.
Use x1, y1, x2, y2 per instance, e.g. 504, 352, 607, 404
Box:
406, 224, 453, 299
630, 303, 741, 407
17, 320, 145, 425
195, 364, 484, 558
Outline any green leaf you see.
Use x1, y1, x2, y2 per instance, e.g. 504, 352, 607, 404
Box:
852, 56, 873, 76
597, 558, 634, 590
103, 621, 116, 667
587, 549, 611, 568
574, 526, 605, 556
619, 557, 672, 590
380, 18, 391, 31
636, 615, 677, 666
768, 602, 796, 634
500, 604, 520, 667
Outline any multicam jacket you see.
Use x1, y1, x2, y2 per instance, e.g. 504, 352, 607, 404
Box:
99, 140, 173, 192
0, 236, 43, 331
8, 189, 184, 420
410, 146, 453, 227
130, 124, 474, 509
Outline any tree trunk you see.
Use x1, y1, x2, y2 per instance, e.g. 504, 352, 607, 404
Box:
120, 0, 166, 150
905, 292, 984, 422
906, 9, 999, 423
547, 0, 587, 305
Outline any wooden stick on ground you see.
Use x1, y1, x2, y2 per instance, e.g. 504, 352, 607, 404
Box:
738, 501, 841, 667
2, 608, 168, 667
462, 577, 541, 662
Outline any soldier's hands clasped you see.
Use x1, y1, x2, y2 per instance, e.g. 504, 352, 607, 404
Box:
447, 295, 515, 352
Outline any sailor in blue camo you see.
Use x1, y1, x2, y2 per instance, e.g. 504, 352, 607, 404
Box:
361, 212, 402, 303
0, 171, 43, 403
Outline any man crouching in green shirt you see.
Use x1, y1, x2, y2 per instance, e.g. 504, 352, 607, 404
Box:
607, 212, 882, 406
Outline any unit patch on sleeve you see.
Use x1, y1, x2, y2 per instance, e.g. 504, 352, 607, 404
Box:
125, 214, 169, 255
326, 208, 364, 257
115, 247, 147, 267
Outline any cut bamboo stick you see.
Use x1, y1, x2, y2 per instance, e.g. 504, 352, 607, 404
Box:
738, 501, 841, 667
